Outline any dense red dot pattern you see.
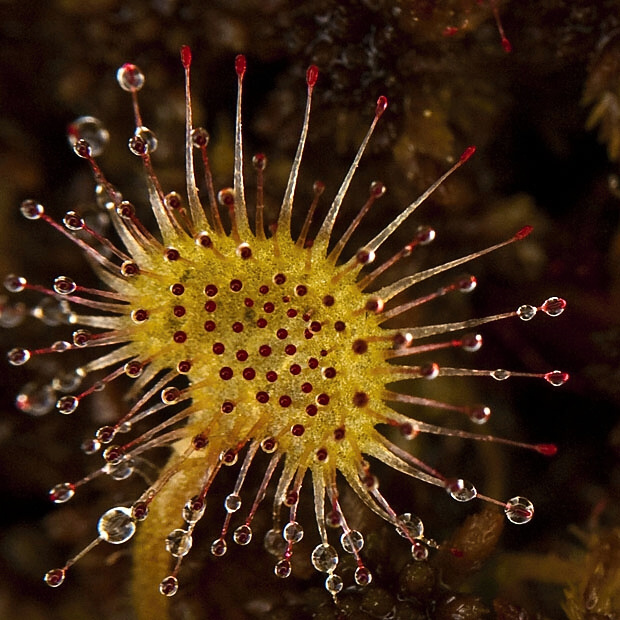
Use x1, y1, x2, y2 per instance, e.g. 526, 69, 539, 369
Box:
132, 261, 381, 482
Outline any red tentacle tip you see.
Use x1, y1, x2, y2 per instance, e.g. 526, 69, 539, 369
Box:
180, 46, 192, 69
535, 443, 558, 457
502, 37, 512, 54
443, 26, 459, 37
375, 95, 388, 117
514, 225, 534, 240
306, 65, 319, 88
460, 145, 476, 163
235, 55, 246, 79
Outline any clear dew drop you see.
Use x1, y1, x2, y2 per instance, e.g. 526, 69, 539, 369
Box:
103, 445, 124, 465
63, 210, 84, 231
97, 506, 136, 544
159, 575, 178, 597
325, 573, 343, 596
224, 493, 242, 513
117, 421, 132, 434
165, 529, 193, 557
182, 497, 206, 524
325, 510, 341, 528
544, 370, 569, 387
96, 425, 116, 444
355, 566, 373, 586
210, 537, 227, 556
411, 540, 429, 561
20, 199, 44, 220
542, 296, 566, 317
134, 126, 158, 153
233, 524, 252, 545
44, 568, 66, 588
491, 368, 510, 381
106, 457, 135, 481
236, 242, 251, 258
72, 328, 92, 348
283, 520, 304, 543
468, 405, 491, 424
132, 501, 149, 521
504, 496, 534, 524
396, 513, 424, 539
264, 528, 286, 556
446, 478, 477, 502
81, 438, 101, 455
124, 361, 143, 378
461, 332, 483, 352
340, 530, 364, 554
416, 224, 435, 245
116, 63, 145, 91
356, 247, 376, 265
51, 340, 71, 353
128, 135, 145, 156
190, 126, 209, 148
164, 191, 182, 211
457, 274, 477, 293
219, 450, 238, 466
72, 138, 91, 159
67, 116, 109, 158
311, 543, 339, 572
53, 276, 77, 295
56, 395, 79, 414
274, 558, 291, 579
160, 386, 180, 404
517, 304, 537, 321
420, 362, 439, 379
7, 347, 30, 366
4, 274, 27, 293
16, 382, 56, 416
260, 437, 278, 453
49, 482, 75, 504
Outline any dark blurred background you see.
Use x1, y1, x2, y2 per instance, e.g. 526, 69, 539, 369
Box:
0, 1, 618, 618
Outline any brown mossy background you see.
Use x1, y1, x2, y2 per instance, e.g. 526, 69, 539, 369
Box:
0, 1, 618, 618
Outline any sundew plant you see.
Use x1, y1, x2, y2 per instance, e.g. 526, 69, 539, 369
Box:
5, 46, 567, 616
